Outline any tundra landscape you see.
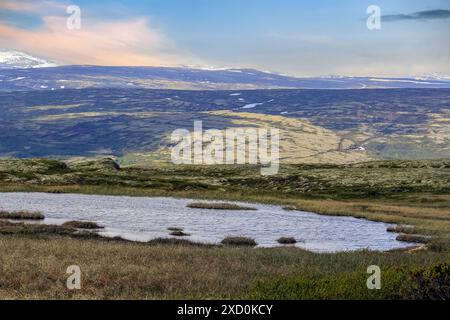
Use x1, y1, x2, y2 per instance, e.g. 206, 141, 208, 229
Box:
0, 0, 449, 304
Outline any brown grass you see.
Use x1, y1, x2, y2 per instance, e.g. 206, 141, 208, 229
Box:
221, 236, 257, 247
167, 227, 183, 232
187, 202, 257, 210
0, 220, 111, 242
277, 237, 297, 244
169, 230, 190, 237
0, 220, 74, 236
387, 225, 415, 233
0, 210, 44, 220
0, 234, 447, 299
62, 221, 103, 229
46, 189, 65, 194
396, 234, 433, 244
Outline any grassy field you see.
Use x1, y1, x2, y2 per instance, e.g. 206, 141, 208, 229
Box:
0, 158, 449, 299
0, 234, 448, 299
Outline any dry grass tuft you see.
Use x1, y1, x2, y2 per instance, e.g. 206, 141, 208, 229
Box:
0, 210, 44, 220
46, 189, 65, 194
146, 237, 213, 247
221, 236, 257, 247
62, 221, 103, 229
396, 234, 432, 244
277, 237, 297, 244
387, 225, 415, 233
168, 227, 183, 232
187, 202, 256, 210
169, 230, 190, 237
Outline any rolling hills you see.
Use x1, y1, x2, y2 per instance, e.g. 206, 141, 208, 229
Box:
0, 88, 449, 163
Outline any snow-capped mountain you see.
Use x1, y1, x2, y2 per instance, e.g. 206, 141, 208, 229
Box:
0, 50, 58, 69
415, 73, 450, 81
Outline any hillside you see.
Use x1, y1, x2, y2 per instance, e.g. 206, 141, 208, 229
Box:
0, 88, 449, 163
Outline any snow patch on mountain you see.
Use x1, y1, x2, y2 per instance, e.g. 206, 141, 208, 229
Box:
369, 78, 444, 85
0, 50, 58, 69
415, 73, 450, 81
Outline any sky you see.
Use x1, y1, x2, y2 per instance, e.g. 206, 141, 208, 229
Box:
0, 0, 449, 77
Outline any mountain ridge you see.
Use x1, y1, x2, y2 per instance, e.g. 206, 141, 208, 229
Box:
1, 50, 449, 90
1, 64, 449, 91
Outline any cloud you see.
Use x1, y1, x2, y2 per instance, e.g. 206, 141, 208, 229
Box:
0, 0, 67, 13
382, 9, 450, 22
0, 14, 198, 66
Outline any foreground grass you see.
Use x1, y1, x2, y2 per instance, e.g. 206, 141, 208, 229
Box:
0, 234, 448, 299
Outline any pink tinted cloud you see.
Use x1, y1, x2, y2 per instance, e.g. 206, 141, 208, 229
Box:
0, 0, 67, 13
0, 14, 195, 66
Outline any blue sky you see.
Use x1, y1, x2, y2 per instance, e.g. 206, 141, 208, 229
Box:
1, 0, 449, 76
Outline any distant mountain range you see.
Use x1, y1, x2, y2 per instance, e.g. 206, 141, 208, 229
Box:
0, 50, 449, 90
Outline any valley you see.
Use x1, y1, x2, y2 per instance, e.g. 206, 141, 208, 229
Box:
0, 88, 449, 162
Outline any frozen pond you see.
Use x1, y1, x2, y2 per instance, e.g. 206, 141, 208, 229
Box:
0, 192, 414, 252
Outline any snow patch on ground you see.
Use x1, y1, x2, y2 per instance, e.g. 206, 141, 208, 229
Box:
369, 78, 443, 85
8, 77, 27, 81
241, 102, 264, 109
241, 99, 274, 109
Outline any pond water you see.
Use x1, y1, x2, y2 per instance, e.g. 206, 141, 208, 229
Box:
0, 192, 414, 252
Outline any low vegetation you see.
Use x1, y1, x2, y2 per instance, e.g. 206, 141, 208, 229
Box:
62, 221, 103, 229
146, 237, 214, 247
0, 220, 77, 237
248, 262, 450, 300
0, 210, 44, 220
221, 236, 257, 247
396, 234, 432, 244
167, 227, 183, 232
387, 225, 414, 233
187, 202, 256, 210
0, 233, 447, 299
169, 230, 190, 237
277, 237, 297, 244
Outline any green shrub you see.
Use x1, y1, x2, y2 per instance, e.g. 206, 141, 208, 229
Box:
248, 262, 450, 300
248, 268, 406, 300
400, 262, 450, 300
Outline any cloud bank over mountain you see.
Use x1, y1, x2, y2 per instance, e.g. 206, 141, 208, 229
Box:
382, 9, 450, 22
0, 1, 198, 67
